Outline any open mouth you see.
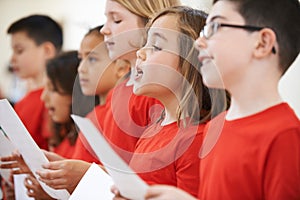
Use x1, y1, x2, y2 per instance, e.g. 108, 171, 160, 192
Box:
134, 67, 143, 80
198, 54, 212, 66
48, 107, 55, 115
105, 40, 115, 48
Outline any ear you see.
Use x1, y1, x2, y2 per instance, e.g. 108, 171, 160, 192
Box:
42, 42, 57, 59
114, 59, 131, 79
253, 28, 277, 58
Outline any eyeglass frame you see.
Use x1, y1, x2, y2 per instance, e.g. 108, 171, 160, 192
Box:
200, 22, 276, 54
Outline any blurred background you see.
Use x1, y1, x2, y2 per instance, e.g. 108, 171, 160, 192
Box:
0, 0, 299, 117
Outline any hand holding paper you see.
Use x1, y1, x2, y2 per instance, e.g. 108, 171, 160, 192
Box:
36, 159, 91, 193
0, 127, 17, 184
71, 114, 148, 200
0, 99, 70, 200
0, 153, 31, 175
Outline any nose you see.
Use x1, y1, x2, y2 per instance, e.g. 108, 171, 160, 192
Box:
78, 60, 87, 73
10, 53, 16, 66
194, 36, 207, 51
100, 23, 110, 36
136, 48, 146, 61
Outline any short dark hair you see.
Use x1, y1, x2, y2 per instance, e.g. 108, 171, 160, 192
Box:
7, 14, 63, 53
213, 0, 300, 74
86, 25, 104, 36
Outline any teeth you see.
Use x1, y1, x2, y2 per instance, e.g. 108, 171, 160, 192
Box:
135, 68, 143, 79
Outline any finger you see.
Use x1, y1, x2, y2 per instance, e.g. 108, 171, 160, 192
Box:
42, 160, 65, 170
145, 185, 170, 199
38, 177, 68, 190
0, 155, 17, 162
27, 175, 39, 185
43, 150, 64, 161
113, 197, 127, 200
111, 185, 120, 195
26, 188, 36, 198
36, 168, 65, 180
24, 175, 34, 188
0, 161, 18, 169
11, 168, 23, 174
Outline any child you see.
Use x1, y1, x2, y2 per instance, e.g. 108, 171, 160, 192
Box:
7, 14, 63, 150
24, 50, 83, 199
41, 51, 82, 159
35, 26, 130, 193
144, 0, 300, 199
112, 6, 227, 199
1, 51, 87, 200
99, 0, 181, 164
71, 25, 131, 163
125, 6, 220, 198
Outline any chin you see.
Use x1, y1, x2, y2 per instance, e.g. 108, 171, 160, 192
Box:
133, 86, 142, 96
203, 79, 225, 89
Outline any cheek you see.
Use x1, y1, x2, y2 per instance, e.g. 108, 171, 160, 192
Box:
58, 98, 72, 120
17, 52, 32, 67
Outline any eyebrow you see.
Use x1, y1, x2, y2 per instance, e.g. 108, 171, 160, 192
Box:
105, 10, 121, 17
152, 32, 168, 41
207, 15, 227, 23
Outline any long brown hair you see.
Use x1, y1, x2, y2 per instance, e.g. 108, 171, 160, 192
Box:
46, 51, 79, 146
148, 6, 228, 126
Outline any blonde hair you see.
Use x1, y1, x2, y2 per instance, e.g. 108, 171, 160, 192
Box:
112, 0, 181, 24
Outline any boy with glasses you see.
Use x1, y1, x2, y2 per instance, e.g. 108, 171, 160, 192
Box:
142, 0, 300, 199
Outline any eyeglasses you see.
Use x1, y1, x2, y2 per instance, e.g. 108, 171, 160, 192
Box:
200, 22, 276, 54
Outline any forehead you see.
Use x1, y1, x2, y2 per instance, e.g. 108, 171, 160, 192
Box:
11, 31, 36, 46
151, 14, 178, 30
207, 1, 244, 23
148, 15, 180, 52
80, 34, 103, 50
105, 0, 130, 15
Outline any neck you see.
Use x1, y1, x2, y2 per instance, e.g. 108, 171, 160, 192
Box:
160, 93, 180, 126
98, 93, 108, 106
26, 72, 46, 91
126, 59, 137, 86
226, 72, 283, 120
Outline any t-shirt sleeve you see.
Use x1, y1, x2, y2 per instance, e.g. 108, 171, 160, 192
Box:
264, 129, 300, 199
175, 132, 203, 197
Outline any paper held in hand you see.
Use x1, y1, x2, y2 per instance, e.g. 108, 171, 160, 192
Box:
71, 114, 149, 200
0, 99, 70, 200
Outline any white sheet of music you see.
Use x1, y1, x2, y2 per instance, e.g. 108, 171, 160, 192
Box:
0, 99, 70, 200
69, 163, 114, 200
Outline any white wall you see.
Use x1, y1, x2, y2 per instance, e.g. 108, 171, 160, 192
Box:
0, 0, 299, 118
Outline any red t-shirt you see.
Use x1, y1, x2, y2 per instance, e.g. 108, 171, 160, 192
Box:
14, 88, 51, 150
71, 104, 107, 163
199, 103, 300, 200
130, 121, 205, 197
52, 137, 75, 159
102, 80, 163, 163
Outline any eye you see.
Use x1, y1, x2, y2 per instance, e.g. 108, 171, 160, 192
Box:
152, 45, 162, 51
114, 19, 122, 24
88, 56, 97, 63
15, 48, 24, 54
